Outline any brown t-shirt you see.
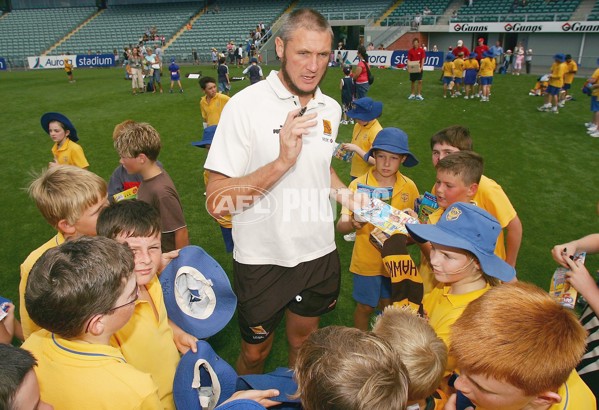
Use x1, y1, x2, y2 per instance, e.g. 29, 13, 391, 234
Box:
137, 170, 186, 252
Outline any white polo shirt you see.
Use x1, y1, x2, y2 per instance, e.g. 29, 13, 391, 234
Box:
205, 70, 341, 267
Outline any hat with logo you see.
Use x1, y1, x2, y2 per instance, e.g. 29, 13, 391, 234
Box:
554, 53, 566, 62
236, 367, 300, 407
40, 112, 79, 142
174, 340, 238, 409
192, 125, 217, 149
445, 53, 455, 61
346, 97, 383, 122
365, 127, 418, 167
478, 37, 485, 43
457, 40, 463, 47
406, 202, 515, 282
160, 245, 237, 339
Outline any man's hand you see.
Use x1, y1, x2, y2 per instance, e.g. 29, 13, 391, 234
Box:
277, 108, 317, 169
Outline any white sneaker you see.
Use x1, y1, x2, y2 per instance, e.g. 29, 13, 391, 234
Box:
589, 131, 599, 138
349, 119, 354, 124
415, 95, 424, 100
344, 232, 356, 242
585, 122, 596, 128
588, 125, 598, 132
408, 94, 415, 100
464, 96, 469, 99
455, 91, 461, 96
558, 102, 565, 108
552, 108, 559, 114
537, 105, 550, 112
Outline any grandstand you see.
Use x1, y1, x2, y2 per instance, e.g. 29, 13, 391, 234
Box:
380, 0, 452, 26
296, 0, 394, 21
452, 0, 582, 23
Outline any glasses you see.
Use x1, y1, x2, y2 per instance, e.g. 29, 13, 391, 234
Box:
84, 287, 139, 333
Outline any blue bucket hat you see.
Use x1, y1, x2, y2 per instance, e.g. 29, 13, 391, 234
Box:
236, 367, 300, 407
346, 97, 383, 122
445, 53, 455, 61
40, 112, 78, 142
554, 53, 566, 62
160, 245, 237, 339
365, 127, 419, 167
483, 50, 494, 58
192, 125, 217, 148
173, 340, 238, 409
406, 202, 515, 282
468, 53, 476, 59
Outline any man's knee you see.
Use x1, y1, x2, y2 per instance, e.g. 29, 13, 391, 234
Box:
240, 339, 273, 367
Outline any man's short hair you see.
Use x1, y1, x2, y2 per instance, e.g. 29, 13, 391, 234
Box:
373, 307, 447, 401
27, 165, 107, 228
199, 76, 217, 90
436, 151, 483, 186
278, 8, 333, 44
97, 199, 161, 240
113, 121, 161, 161
25, 236, 134, 339
0, 344, 37, 409
450, 282, 588, 395
295, 326, 409, 410
430, 125, 473, 151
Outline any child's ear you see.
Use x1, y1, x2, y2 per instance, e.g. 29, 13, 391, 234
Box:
57, 219, 77, 237
466, 182, 479, 198
64, 129, 70, 138
530, 391, 561, 407
87, 314, 106, 337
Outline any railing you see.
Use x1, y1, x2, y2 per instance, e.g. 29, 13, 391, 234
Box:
319, 11, 375, 21
450, 12, 570, 23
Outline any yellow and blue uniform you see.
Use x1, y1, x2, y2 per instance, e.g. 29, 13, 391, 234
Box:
549, 371, 596, 410
453, 58, 464, 84
112, 275, 179, 410
563, 60, 578, 86
349, 119, 382, 179
52, 138, 89, 168
479, 57, 495, 78
23, 329, 162, 409
442, 61, 455, 78
20, 233, 65, 339
549, 61, 567, 89
200, 93, 230, 126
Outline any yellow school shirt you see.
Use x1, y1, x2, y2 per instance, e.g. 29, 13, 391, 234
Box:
342, 168, 419, 276
423, 283, 491, 375
23, 330, 162, 410
592, 68, 599, 97
349, 119, 382, 179
64, 59, 72, 72
200, 92, 230, 126
549, 371, 596, 410
203, 170, 232, 228
479, 57, 495, 77
442, 61, 455, 77
453, 58, 464, 78
564, 60, 578, 85
549, 61, 566, 88
51, 138, 89, 168
418, 207, 444, 295
20, 232, 65, 339
112, 275, 179, 410
463, 58, 479, 71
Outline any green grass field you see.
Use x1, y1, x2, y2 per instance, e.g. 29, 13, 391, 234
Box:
1, 64, 598, 371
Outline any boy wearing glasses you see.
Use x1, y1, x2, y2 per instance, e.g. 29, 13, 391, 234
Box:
22, 237, 161, 409
97, 199, 197, 410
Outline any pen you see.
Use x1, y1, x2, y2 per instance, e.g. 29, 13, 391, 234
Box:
297, 106, 307, 117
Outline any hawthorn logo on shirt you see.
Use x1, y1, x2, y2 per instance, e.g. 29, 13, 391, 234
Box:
445, 206, 462, 221
322, 119, 332, 136
401, 193, 409, 203
250, 326, 269, 336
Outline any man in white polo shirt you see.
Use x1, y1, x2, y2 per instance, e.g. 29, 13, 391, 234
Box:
205, 8, 354, 375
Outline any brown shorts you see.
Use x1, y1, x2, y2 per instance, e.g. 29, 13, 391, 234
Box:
234, 250, 340, 344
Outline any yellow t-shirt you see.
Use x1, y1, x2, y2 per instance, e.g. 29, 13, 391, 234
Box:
20, 233, 65, 339
418, 207, 443, 295
64, 59, 72, 72
563, 60, 578, 85
479, 57, 495, 77
442, 61, 455, 77
23, 330, 162, 410
592, 68, 599, 97
463, 58, 479, 71
342, 168, 419, 276
423, 283, 491, 375
549, 61, 567, 88
349, 119, 382, 179
203, 170, 232, 228
200, 92, 230, 126
51, 138, 89, 168
549, 371, 596, 410
112, 276, 179, 410
453, 58, 464, 78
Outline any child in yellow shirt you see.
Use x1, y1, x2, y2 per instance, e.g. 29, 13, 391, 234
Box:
40, 112, 89, 169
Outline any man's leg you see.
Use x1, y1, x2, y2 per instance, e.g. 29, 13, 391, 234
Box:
286, 310, 319, 368
236, 334, 275, 375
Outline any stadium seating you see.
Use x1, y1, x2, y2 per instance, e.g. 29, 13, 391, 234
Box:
381, 0, 452, 27
296, 0, 394, 21
453, 0, 581, 22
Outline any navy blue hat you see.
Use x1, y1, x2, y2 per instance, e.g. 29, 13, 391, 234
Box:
346, 97, 383, 122
236, 368, 300, 406
406, 202, 515, 282
365, 128, 418, 167
250, 57, 258, 64
160, 245, 237, 339
192, 125, 217, 148
217, 399, 267, 409
554, 53, 566, 62
174, 340, 238, 409
483, 50, 494, 58
40, 112, 78, 142
445, 53, 455, 61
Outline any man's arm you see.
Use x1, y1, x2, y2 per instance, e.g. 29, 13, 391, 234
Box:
206, 110, 317, 218
174, 226, 189, 250
504, 215, 522, 267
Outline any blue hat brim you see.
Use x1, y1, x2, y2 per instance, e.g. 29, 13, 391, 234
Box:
236, 368, 300, 404
365, 145, 419, 167
406, 223, 515, 282
346, 101, 383, 122
160, 246, 237, 339
40, 112, 78, 142
191, 139, 212, 148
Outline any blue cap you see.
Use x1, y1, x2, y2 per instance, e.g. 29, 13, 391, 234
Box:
192, 125, 217, 148
483, 50, 494, 58
236, 367, 300, 405
40, 112, 79, 142
365, 128, 418, 167
554, 53, 566, 62
406, 202, 516, 282
445, 53, 455, 61
250, 57, 258, 64
160, 245, 237, 339
346, 97, 383, 122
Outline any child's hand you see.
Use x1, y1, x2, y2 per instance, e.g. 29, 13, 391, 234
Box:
0, 303, 15, 343
564, 256, 596, 297
159, 249, 180, 273
169, 319, 198, 354
221, 389, 282, 408
403, 208, 418, 219
351, 215, 367, 230
48, 161, 58, 168
341, 143, 359, 152
551, 242, 577, 267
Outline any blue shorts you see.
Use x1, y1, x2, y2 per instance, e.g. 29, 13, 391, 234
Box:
454, 77, 463, 85
352, 274, 391, 307
219, 81, 230, 92
171, 73, 180, 81
592, 96, 599, 112
480, 76, 493, 86
464, 69, 477, 85
563, 83, 572, 90
547, 85, 561, 96
443, 76, 453, 85
152, 69, 161, 83
220, 226, 234, 253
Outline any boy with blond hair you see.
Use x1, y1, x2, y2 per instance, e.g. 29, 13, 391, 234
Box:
97, 199, 197, 409
113, 121, 189, 252
294, 326, 409, 410
22, 237, 162, 408
20, 165, 108, 339
447, 282, 595, 410
373, 307, 448, 409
